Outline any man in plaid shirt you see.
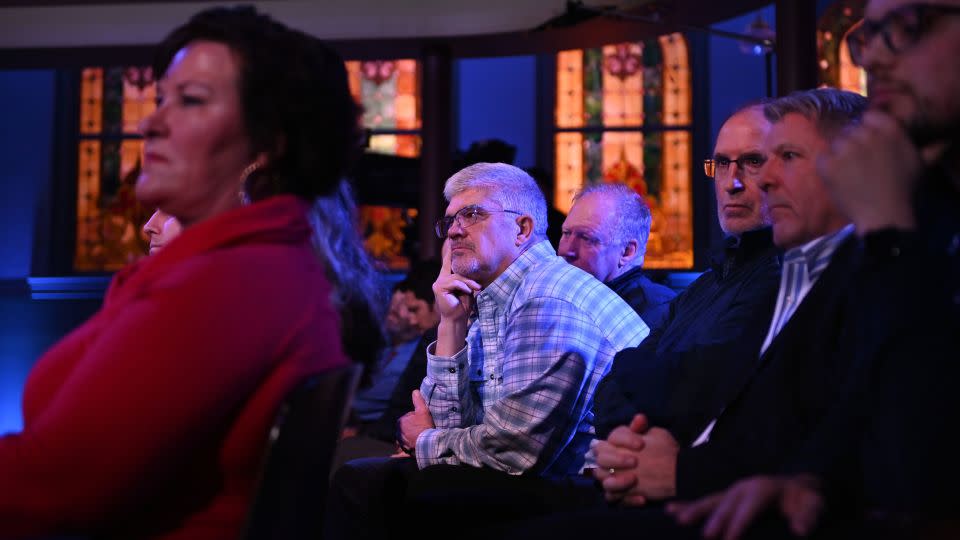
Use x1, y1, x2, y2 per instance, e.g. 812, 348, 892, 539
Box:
398, 162, 649, 476
325, 163, 647, 539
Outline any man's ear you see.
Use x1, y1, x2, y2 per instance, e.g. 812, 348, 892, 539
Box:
515, 215, 535, 246
619, 239, 640, 267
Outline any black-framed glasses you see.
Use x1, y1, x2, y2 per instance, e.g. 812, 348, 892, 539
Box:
434, 204, 523, 239
846, 3, 960, 66
703, 153, 767, 179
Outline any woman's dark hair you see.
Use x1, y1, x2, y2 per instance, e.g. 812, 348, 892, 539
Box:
309, 179, 388, 382
153, 6, 362, 201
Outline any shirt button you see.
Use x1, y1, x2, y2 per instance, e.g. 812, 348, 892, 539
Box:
490, 374, 495, 380
451, 406, 458, 412
448, 367, 456, 374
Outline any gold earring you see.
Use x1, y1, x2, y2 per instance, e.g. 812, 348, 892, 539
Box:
238, 162, 261, 205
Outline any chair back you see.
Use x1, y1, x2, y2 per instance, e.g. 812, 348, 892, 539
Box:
241, 363, 363, 540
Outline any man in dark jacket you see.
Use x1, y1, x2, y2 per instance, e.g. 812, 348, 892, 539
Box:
593, 103, 781, 443
558, 182, 676, 331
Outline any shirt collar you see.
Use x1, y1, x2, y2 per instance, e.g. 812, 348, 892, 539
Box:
607, 265, 646, 290
709, 226, 776, 277
480, 239, 556, 309
782, 223, 854, 279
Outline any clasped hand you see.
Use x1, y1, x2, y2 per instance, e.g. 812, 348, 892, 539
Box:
591, 413, 680, 506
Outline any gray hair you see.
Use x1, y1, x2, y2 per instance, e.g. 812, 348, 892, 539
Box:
763, 88, 867, 138
308, 179, 388, 368
443, 162, 548, 239
574, 183, 652, 264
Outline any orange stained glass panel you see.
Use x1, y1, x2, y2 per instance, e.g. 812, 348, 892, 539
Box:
660, 34, 692, 126
556, 50, 584, 128
817, 1, 867, 96
601, 43, 643, 126
76, 140, 101, 262
345, 59, 422, 136
368, 134, 421, 158
79, 68, 103, 134
121, 68, 156, 133
601, 132, 644, 183
839, 27, 867, 95
75, 139, 150, 271
647, 130, 693, 269
554, 34, 693, 269
554, 132, 584, 211
359, 205, 418, 271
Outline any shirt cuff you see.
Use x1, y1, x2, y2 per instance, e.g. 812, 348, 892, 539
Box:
425, 341, 469, 385
414, 427, 447, 469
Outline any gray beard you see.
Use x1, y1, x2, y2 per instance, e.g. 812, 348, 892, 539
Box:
451, 257, 481, 279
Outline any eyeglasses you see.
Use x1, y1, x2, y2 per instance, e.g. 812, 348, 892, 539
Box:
846, 3, 960, 66
434, 204, 522, 239
703, 153, 767, 179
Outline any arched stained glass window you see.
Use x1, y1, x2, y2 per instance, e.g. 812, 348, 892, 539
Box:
75, 59, 422, 273
818, 0, 867, 95
555, 33, 693, 269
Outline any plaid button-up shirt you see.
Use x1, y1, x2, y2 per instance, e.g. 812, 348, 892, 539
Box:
416, 240, 649, 476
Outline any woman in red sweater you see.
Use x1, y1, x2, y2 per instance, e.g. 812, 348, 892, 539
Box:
0, 7, 369, 538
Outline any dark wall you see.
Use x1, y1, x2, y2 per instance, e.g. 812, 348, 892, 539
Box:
708, 5, 777, 145
0, 69, 55, 280
457, 55, 537, 168
0, 291, 101, 432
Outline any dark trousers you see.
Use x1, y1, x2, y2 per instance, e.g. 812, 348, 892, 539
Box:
329, 435, 398, 478
487, 505, 796, 540
324, 457, 420, 540
324, 458, 605, 540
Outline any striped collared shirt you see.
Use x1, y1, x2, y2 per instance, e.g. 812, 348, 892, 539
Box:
760, 224, 855, 354
417, 240, 648, 476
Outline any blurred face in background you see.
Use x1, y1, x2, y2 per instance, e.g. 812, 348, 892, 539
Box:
859, 0, 960, 143
384, 290, 439, 344
142, 209, 183, 255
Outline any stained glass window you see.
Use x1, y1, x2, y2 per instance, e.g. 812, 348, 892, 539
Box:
76, 59, 422, 273
75, 66, 156, 272
359, 206, 418, 271
345, 59, 421, 157
555, 34, 694, 269
346, 58, 422, 271
818, 0, 867, 95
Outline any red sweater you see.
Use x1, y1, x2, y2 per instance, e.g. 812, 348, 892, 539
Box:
0, 195, 348, 539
